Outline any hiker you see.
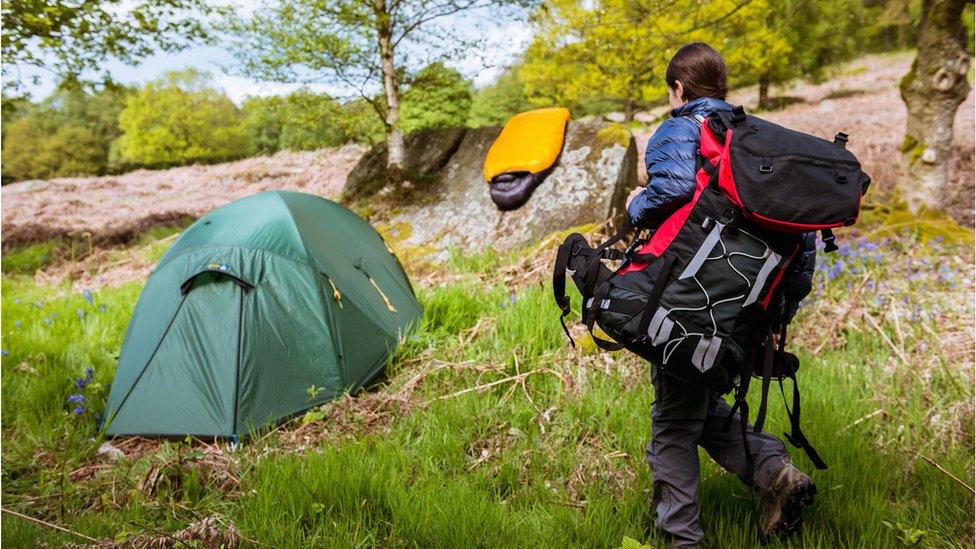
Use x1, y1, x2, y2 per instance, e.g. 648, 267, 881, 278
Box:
626, 43, 818, 547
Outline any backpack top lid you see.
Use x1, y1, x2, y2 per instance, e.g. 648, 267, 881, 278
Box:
713, 108, 871, 232
483, 107, 571, 182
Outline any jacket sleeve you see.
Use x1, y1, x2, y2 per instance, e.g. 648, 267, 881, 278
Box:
628, 117, 700, 228
782, 232, 817, 322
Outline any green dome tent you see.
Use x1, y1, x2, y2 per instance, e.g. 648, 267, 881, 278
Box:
104, 191, 421, 437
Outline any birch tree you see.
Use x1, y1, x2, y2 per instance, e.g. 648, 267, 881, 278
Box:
228, 0, 530, 179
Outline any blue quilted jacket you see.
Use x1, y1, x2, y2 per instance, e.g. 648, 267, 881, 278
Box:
628, 97, 816, 321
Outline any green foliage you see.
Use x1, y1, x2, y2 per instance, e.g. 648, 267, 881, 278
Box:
467, 69, 532, 127
1, 240, 64, 275
1, 82, 129, 181
115, 69, 247, 167
400, 63, 473, 134
334, 98, 387, 145
710, 0, 870, 103
522, 0, 671, 117
1, 0, 221, 95
242, 90, 347, 155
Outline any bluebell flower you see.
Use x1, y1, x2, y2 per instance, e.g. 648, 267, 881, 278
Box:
81, 288, 94, 304
85, 367, 94, 379
67, 394, 86, 404
72, 406, 85, 415
98, 305, 107, 313
76, 309, 85, 319
75, 377, 88, 389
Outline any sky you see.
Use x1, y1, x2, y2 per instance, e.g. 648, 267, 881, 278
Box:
16, 3, 535, 104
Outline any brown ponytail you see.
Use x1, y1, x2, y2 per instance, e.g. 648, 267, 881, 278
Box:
665, 42, 728, 101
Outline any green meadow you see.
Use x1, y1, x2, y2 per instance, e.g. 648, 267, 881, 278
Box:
1, 225, 972, 548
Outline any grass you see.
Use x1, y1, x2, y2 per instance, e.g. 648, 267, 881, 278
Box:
1, 227, 973, 548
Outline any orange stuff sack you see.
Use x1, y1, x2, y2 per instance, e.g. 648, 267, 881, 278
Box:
483, 107, 570, 211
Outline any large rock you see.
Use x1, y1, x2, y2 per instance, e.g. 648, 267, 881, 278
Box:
343, 127, 467, 201
351, 120, 637, 259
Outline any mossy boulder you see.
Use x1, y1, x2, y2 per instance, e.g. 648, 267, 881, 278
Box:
343, 127, 467, 202
353, 120, 636, 260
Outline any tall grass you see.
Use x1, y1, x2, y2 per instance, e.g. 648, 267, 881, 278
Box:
1, 232, 973, 547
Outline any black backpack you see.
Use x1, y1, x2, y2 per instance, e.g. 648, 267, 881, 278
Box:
553, 106, 871, 471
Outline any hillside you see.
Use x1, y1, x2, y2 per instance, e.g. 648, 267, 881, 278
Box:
3, 52, 973, 256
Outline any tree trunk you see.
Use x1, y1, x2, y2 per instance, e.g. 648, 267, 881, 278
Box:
374, 0, 404, 178
898, 0, 970, 212
623, 98, 635, 123
758, 75, 771, 110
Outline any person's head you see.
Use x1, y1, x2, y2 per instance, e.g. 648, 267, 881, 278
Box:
665, 42, 728, 109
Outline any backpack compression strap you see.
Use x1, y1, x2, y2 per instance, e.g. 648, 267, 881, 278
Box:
742, 323, 828, 471
779, 366, 828, 469
578, 220, 636, 350
553, 238, 577, 346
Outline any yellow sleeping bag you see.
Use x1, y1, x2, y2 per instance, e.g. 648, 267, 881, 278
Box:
483, 107, 571, 211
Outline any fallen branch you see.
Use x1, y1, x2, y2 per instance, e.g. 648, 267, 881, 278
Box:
835, 408, 884, 434
920, 456, 976, 495
425, 368, 565, 405
863, 312, 909, 364
1, 507, 98, 542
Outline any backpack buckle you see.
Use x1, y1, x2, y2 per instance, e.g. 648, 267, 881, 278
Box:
601, 248, 623, 261
759, 157, 773, 173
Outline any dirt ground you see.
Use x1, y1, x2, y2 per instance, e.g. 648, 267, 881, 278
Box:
1, 145, 364, 248
634, 52, 975, 226
2, 52, 973, 253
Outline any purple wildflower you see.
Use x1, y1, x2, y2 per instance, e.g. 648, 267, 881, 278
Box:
85, 367, 94, 379
14, 320, 21, 329
75, 377, 88, 389
43, 318, 52, 326
81, 288, 94, 304
98, 305, 107, 313
76, 308, 85, 319
72, 406, 85, 415
67, 394, 86, 404
1, 349, 7, 357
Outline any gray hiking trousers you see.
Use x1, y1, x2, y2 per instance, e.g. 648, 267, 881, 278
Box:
647, 365, 791, 548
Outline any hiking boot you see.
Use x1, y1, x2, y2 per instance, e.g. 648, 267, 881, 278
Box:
759, 462, 816, 542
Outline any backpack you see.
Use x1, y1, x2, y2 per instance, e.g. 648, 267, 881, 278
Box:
552, 106, 870, 471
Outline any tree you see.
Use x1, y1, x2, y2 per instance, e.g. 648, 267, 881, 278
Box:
1, 0, 221, 96
521, 0, 752, 121
241, 95, 286, 155
467, 68, 532, 127
521, 0, 666, 121
1, 81, 130, 181
2, 118, 106, 181
400, 63, 473, 134
226, 0, 530, 178
706, 0, 868, 109
335, 98, 387, 145
115, 69, 247, 166
242, 91, 350, 155
897, 0, 971, 212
